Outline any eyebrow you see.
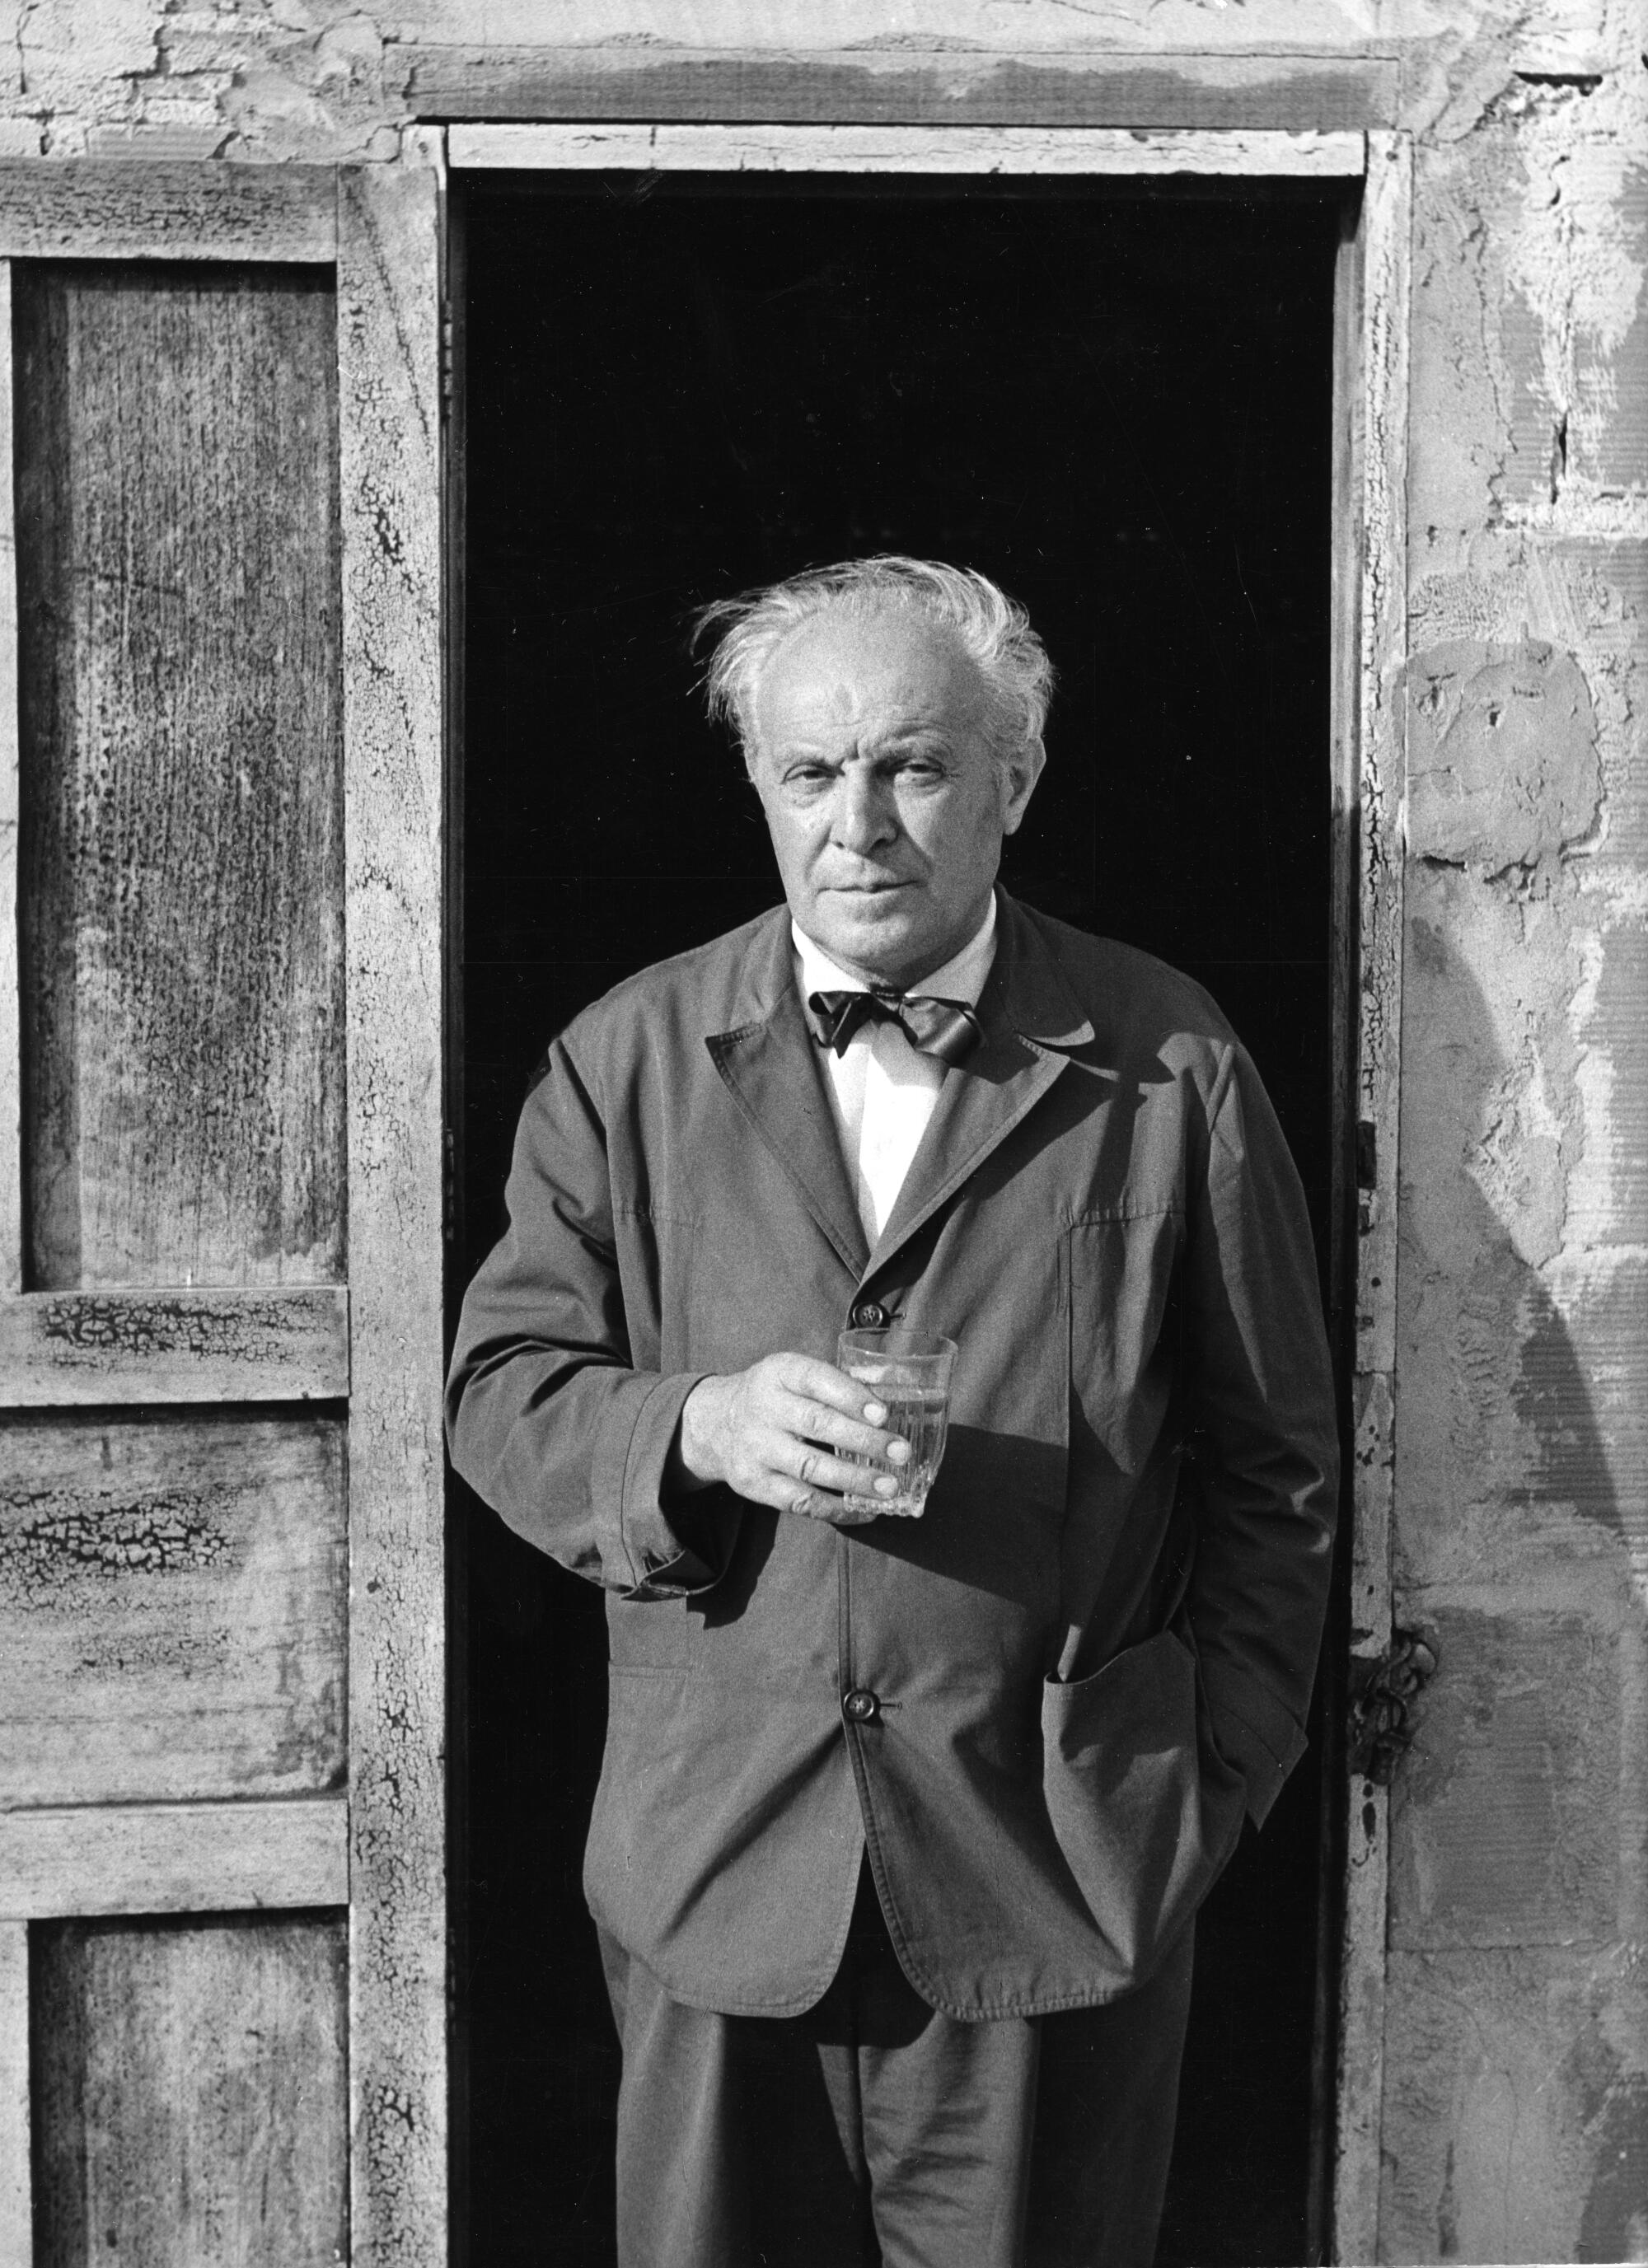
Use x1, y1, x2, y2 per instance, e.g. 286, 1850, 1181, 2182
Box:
780, 729, 951, 760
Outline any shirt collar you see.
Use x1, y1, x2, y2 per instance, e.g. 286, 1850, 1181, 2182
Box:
791, 891, 999, 1007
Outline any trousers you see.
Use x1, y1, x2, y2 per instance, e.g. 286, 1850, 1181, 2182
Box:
597, 1862, 1196, 2268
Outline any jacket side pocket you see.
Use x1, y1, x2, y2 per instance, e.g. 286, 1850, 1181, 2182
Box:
1042, 1627, 1246, 1985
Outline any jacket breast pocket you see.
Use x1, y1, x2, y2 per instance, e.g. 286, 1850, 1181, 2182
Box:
1067, 1209, 1183, 1474
1042, 1627, 1245, 1985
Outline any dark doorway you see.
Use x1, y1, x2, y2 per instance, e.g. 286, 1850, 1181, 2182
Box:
455, 173, 1345, 2267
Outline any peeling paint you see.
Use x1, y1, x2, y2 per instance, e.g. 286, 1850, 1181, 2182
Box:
1501, 75, 1648, 503
38, 1293, 319, 1361
0, 1489, 227, 1601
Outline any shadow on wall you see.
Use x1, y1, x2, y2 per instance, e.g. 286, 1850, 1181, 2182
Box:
1383, 878, 1648, 2267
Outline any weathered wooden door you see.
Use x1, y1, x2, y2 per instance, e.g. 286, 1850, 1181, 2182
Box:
0, 157, 447, 2264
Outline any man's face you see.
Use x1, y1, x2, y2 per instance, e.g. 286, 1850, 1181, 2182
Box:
747, 609, 1044, 990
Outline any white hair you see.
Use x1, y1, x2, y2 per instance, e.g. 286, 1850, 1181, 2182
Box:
692, 554, 1056, 770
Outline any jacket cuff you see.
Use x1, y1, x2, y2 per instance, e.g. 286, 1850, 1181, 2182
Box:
602, 1369, 730, 1599
1198, 1657, 1310, 1828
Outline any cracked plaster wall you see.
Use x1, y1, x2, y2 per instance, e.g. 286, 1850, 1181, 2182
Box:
1, 1, 1643, 2261
1390, 16, 1648, 2260
0, 1, 1636, 165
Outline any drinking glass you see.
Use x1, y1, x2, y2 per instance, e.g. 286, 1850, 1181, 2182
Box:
835, 1328, 959, 1518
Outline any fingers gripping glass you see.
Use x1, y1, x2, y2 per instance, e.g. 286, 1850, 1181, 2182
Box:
835, 1329, 958, 1519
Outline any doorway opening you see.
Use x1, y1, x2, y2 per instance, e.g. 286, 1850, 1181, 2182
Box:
453, 171, 1347, 2266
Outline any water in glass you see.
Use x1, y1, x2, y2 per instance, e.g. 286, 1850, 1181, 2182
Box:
840, 1382, 949, 1517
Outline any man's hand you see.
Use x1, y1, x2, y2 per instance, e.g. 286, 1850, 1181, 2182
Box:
673, 1353, 911, 1524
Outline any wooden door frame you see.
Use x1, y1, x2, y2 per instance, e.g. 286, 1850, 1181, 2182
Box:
337, 134, 450, 2268
442, 118, 1411, 2264
1329, 130, 1412, 2268
0, 150, 450, 2266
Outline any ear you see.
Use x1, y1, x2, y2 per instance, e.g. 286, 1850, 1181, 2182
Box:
1000, 736, 1046, 837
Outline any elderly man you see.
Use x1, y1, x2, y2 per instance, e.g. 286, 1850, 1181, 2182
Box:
447, 556, 1337, 2268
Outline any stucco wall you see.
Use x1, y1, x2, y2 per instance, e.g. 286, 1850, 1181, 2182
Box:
3, 5, 1641, 2261
1387, 40, 1648, 2262
0, 2, 1634, 164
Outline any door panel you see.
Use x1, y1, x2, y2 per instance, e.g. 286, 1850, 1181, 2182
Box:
0, 1409, 346, 1807
30, 1912, 349, 2268
14, 262, 345, 1293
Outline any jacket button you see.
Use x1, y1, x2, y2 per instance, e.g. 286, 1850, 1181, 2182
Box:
842, 1688, 880, 1724
850, 1301, 888, 1330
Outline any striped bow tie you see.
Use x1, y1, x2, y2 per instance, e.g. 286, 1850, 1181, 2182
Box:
808, 988, 984, 1068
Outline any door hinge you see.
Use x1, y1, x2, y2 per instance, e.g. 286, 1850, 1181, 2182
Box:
1346, 1629, 1436, 1785
439, 302, 456, 413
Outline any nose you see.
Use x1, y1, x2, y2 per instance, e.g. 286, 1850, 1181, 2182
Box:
833, 768, 897, 856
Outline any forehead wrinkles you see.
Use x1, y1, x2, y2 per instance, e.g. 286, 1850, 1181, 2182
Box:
756, 612, 983, 747
784, 676, 948, 738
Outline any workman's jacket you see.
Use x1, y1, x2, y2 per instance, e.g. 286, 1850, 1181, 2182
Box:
446, 891, 1339, 2021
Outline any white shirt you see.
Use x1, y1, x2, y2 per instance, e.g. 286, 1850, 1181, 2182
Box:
793, 896, 998, 1242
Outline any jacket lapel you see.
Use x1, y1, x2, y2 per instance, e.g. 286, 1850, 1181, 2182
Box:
706, 914, 870, 1279
866, 892, 1098, 1277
